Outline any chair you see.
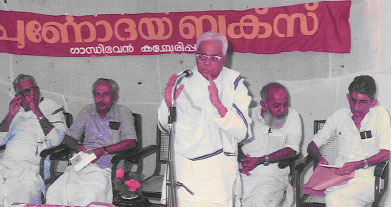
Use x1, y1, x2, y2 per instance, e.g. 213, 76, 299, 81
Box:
39, 113, 143, 203
111, 126, 166, 205
113, 127, 302, 206
39, 111, 73, 185
295, 120, 389, 207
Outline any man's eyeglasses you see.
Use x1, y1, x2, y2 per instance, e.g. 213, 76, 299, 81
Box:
196, 54, 223, 63
19, 86, 39, 96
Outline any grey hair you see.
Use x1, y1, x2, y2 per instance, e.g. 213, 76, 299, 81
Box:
92, 78, 119, 102
260, 82, 289, 102
196, 31, 228, 56
12, 74, 37, 93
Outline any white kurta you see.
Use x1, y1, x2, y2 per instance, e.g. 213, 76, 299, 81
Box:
0, 98, 66, 206
158, 67, 252, 207
241, 107, 302, 207
312, 106, 391, 207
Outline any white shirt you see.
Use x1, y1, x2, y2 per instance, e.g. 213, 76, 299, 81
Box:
242, 106, 302, 176
313, 105, 391, 177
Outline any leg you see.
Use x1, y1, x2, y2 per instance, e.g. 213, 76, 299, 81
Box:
65, 165, 112, 206
180, 200, 226, 207
326, 179, 374, 207
46, 168, 70, 205
242, 176, 287, 207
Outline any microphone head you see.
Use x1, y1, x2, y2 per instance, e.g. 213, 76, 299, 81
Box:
177, 70, 193, 78
182, 70, 193, 78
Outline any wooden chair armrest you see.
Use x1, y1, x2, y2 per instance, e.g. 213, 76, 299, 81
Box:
374, 160, 389, 178
39, 143, 73, 181
111, 145, 158, 164
39, 143, 68, 158
278, 153, 301, 169
48, 145, 74, 160
295, 155, 314, 172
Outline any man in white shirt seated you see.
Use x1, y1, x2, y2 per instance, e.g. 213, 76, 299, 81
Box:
307, 75, 391, 207
241, 82, 302, 207
0, 74, 66, 205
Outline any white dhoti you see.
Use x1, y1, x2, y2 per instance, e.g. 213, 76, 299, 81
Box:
0, 161, 43, 206
242, 173, 291, 207
46, 164, 112, 206
0, 143, 46, 206
325, 170, 375, 207
161, 153, 239, 207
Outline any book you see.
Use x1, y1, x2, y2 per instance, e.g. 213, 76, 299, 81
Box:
318, 164, 340, 168
301, 164, 355, 196
70, 151, 97, 171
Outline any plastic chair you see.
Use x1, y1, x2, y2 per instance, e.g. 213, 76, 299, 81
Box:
295, 120, 389, 207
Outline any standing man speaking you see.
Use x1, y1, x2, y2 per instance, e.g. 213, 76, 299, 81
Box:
158, 31, 252, 207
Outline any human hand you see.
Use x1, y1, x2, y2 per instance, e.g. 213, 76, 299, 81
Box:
9, 94, 22, 116
91, 147, 105, 163
335, 161, 361, 176
318, 156, 328, 165
206, 75, 227, 117
22, 89, 40, 113
164, 74, 184, 108
241, 154, 261, 176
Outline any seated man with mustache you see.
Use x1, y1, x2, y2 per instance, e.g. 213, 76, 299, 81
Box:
307, 75, 391, 207
240, 82, 302, 207
46, 78, 137, 206
0, 74, 66, 205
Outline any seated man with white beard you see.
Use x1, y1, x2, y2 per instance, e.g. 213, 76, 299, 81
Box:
241, 82, 302, 207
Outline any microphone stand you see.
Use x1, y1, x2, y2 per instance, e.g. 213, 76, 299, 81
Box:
166, 101, 177, 207
165, 74, 183, 207
166, 74, 194, 207
166, 75, 195, 207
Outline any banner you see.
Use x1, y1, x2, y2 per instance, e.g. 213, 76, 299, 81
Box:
0, 1, 351, 57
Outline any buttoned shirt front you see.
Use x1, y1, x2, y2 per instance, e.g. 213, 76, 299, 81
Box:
66, 103, 137, 169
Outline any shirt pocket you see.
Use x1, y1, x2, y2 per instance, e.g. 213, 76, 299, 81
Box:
335, 132, 354, 160
358, 132, 377, 156
109, 127, 121, 143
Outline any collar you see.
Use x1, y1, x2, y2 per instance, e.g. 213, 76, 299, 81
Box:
90, 103, 116, 120
349, 106, 374, 127
193, 66, 224, 85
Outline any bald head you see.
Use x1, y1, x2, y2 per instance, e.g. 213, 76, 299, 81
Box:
260, 83, 289, 119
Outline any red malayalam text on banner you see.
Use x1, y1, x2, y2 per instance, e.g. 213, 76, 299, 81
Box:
0, 1, 351, 57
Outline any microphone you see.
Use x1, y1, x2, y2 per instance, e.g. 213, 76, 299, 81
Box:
177, 70, 193, 78
171, 70, 193, 107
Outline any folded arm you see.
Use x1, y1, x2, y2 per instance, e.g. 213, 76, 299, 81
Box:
241, 147, 296, 176
213, 78, 252, 140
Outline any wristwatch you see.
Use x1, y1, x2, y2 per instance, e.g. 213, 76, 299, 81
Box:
38, 115, 45, 121
263, 155, 270, 166
363, 159, 369, 169
103, 146, 109, 154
